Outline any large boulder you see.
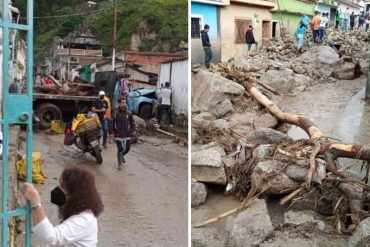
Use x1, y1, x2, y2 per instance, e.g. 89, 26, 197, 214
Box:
192, 112, 215, 129
332, 61, 360, 80
191, 180, 208, 207
231, 56, 269, 72
192, 227, 228, 247
228, 199, 273, 247
212, 99, 234, 118
300, 46, 340, 65
133, 115, 147, 130
192, 149, 227, 185
251, 160, 300, 195
348, 217, 370, 247
246, 128, 292, 144
192, 70, 245, 112
254, 113, 278, 129
209, 119, 230, 131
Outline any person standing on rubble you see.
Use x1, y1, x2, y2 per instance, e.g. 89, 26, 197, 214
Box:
113, 98, 136, 170
350, 12, 356, 30
366, 14, 370, 32
299, 13, 310, 28
310, 11, 321, 43
335, 9, 341, 29
359, 11, 365, 29
296, 21, 306, 51
343, 7, 350, 31
92, 91, 110, 149
245, 25, 257, 57
201, 24, 212, 69
319, 12, 329, 43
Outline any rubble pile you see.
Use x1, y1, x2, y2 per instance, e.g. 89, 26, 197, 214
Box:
325, 29, 370, 55
34, 76, 95, 96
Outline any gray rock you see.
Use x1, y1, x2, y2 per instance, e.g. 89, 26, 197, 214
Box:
192, 149, 227, 185
231, 56, 269, 72
251, 160, 299, 195
192, 70, 245, 112
301, 46, 340, 65
200, 142, 226, 156
332, 61, 359, 80
227, 112, 257, 127
285, 160, 326, 185
192, 227, 228, 247
293, 66, 305, 74
222, 156, 237, 169
133, 115, 147, 129
209, 119, 230, 131
253, 144, 274, 159
191, 181, 208, 207
283, 210, 315, 226
213, 99, 234, 118
192, 112, 215, 128
246, 128, 292, 144
348, 217, 370, 247
254, 113, 278, 129
228, 199, 273, 247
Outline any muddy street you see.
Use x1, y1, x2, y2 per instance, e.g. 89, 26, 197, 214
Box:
21, 132, 188, 247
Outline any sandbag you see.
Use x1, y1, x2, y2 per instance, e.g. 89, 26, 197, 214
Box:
16, 152, 47, 184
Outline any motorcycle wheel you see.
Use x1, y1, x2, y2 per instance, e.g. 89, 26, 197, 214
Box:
93, 146, 103, 164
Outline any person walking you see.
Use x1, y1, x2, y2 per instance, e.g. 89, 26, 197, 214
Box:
113, 98, 136, 170
359, 11, 365, 29
92, 91, 109, 149
21, 166, 104, 246
319, 12, 329, 43
335, 9, 341, 29
310, 11, 321, 43
296, 21, 306, 51
201, 24, 212, 69
245, 25, 258, 57
366, 14, 370, 32
300, 13, 310, 27
156, 81, 173, 128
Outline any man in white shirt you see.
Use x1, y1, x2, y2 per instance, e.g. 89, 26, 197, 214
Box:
319, 12, 329, 43
157, 81, 173, 128
342, 7, 350, 31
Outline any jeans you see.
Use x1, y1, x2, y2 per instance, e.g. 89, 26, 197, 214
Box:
101, 119, 109, 146
157, 105, 173, 126
335, 20, 339, 29
297, 34, 304, 49
343, 18, 348, 31
313, 30, 320, 43
319, 27, 325, 43
203, 47, 213, 68
116, 138, 130, 166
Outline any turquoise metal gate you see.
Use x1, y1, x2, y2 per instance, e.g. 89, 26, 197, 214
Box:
0, 0, 33, 246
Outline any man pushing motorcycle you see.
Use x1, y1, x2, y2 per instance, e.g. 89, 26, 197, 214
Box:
113, 97, 136, 170
92, 91, 111, 149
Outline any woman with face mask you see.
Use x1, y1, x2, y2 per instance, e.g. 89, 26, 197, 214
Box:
21, 166, 104, 246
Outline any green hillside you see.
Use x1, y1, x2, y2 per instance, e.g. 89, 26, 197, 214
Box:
13, 0, 188, 60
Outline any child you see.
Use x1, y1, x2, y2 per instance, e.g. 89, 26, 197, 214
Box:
296, 21, 306, 51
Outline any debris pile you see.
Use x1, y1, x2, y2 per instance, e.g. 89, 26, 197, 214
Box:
34, 76, 96, 96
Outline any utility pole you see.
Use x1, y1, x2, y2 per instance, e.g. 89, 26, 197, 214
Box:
112, 0, 117, 71
366, 59, 370, 100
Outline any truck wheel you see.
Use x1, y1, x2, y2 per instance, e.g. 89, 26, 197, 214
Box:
139, 104, 152, 120
36, 103, 62, 129
93, 146, 103, 164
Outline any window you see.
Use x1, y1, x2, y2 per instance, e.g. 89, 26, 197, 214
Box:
235, 19, 252, 44
191, 17, 201, 39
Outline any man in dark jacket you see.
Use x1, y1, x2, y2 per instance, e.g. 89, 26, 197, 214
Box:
201, 24, 212, 69
245, 25, 257, 57
113, 98, 136, 170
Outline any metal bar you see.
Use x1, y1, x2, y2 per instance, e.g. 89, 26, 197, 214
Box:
0, 22, 30, 31
2, 0, 10, 244
25, 0, 34, 245
0, 207, 28, 218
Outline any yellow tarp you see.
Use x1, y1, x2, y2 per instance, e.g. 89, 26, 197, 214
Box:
71, 114, 86, 132
16, 152, 47, 184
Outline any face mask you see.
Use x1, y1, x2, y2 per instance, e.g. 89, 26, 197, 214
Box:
51, 186, 66, 206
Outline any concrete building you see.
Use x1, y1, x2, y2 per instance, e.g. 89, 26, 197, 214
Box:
338, 0, 362, 15
158, 57, 188, 117
191, 0, 228, 64
220, 0, 276, 62
272, 0, 315, 36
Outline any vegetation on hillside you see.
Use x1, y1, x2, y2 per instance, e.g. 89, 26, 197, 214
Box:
13, 0, 188, 60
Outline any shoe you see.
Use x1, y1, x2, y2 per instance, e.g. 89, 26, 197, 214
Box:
122, 157, 126, 163
117, 165, 122, 171
103, 144, 107, 149
169, 124, 174, 128
153, 124, 160, 128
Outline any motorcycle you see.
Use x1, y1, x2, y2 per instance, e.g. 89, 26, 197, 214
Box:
65, 113, 103, 164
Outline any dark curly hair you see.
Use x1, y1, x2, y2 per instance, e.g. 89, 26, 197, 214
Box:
59, 166, 104, 221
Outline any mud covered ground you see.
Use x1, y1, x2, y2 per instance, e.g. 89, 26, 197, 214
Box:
16, 132, 188, 247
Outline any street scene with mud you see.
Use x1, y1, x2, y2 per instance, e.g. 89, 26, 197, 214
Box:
191, 9, 370, 246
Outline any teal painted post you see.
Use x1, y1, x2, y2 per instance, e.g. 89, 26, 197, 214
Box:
2, 0, 11, 245
25, 0, 34, 245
